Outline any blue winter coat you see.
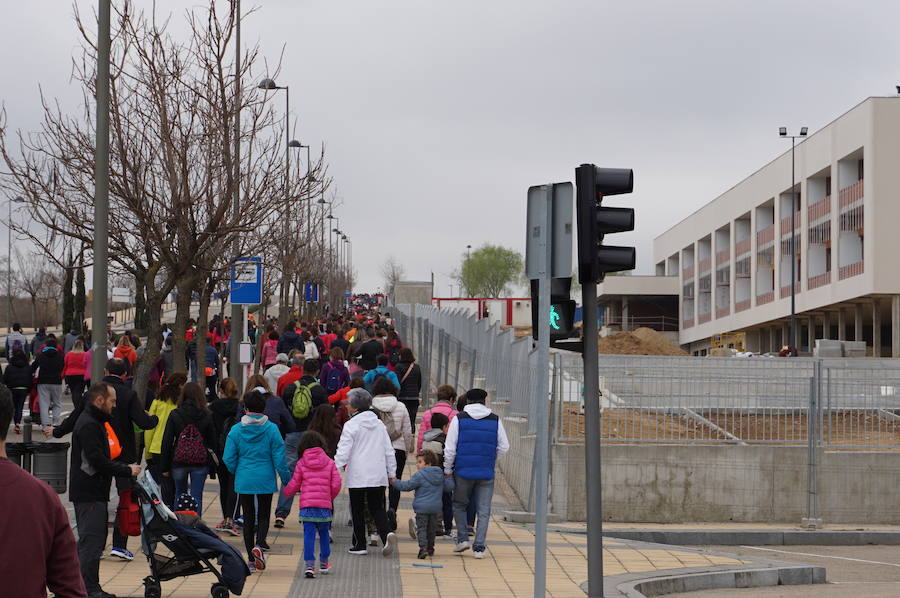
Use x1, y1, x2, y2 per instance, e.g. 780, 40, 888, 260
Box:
391, 465, 453, 514
223, 413, 290, 494
363, 366, 401, 394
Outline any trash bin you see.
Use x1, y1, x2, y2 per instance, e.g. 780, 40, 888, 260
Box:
5, 442, 26, 469
30, 442, 70, 494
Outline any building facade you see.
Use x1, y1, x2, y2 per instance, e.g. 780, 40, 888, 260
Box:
651, 96, 900, 355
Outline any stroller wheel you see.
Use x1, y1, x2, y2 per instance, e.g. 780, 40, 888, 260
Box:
211, 583, 230, 598
144, 583, 162, 598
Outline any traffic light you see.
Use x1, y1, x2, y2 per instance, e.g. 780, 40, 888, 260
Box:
531, 277, 576, 340
575, 164, 635, 284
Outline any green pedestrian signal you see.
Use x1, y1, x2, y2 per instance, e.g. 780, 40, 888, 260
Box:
550, 305, 561, 330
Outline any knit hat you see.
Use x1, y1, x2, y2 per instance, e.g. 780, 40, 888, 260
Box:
348, 388, 372, 411
465, 388, 487, 404
276, 352, 289, 363
175, 493, 199, 513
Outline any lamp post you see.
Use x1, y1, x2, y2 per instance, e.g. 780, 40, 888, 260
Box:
6, 196, 25, 333
227, 0, 243, 388
779, 126, 808, 352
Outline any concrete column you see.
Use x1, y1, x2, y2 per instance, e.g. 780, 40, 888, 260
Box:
837, 308, 847, 341
622, 297, 630, 330
822, 311, 831, 340
782, 322, 789, 350
893, 296, 900, 358
872, 298, 882, 358
808, 316, 816, 353
855, 304, 864, 341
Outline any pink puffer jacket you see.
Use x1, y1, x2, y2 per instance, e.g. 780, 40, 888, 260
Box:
260, 340, 279, 367
282, 447, 342, 509
416, 401, 458, 451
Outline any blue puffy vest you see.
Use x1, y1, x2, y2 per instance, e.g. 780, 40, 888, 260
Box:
454, 411, 499, 480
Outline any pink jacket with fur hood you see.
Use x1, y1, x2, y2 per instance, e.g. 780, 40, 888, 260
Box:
416, 401, 458, 452
282, 447, 342, 509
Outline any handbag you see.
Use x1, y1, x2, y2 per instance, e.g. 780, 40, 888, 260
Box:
116, 488, 142, 536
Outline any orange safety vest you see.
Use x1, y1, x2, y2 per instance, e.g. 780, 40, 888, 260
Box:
104, 422, 122, 460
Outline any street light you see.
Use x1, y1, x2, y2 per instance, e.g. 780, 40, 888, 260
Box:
779, 126, 808, 352
6, 196, 25, 333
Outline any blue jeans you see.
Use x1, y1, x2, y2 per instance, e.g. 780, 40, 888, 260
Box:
275, 432, 303, 518
453, 476, 494, 550
172, 465, 208, 513
303, 521, 331, 565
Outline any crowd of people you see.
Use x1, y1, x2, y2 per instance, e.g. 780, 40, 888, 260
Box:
0, 307, 509, 598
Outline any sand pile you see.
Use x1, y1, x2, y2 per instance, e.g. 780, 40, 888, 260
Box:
599, 327, 687, 356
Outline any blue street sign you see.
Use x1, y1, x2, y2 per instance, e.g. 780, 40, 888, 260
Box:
230, 257, 263, 305
304, 282, 319, 303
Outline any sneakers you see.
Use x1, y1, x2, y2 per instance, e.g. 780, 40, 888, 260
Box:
347, 547, 368, 555
248, 562, 256, 574
453, 541, 471, 553
258, 541, 271, 552
251, 546, 266, 571
319, 561, 332, 575
274, 517, 285, 529
304, 564, 316, 578
233, 516, 244, 528
427, 547, 435, 557
382, 532, 397, 556
473, 550, 486, 559
408, 517, 417, 540
13, 425, 20, 435
417, 548, 429, 559
368, 533, 379, 546
227, 523, 241, 536
109, 547, 134, 561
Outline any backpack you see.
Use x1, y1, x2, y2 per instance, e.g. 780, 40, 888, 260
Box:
10, 338, 24, 357
373, 407, 402, 441
218, 414, 238, 454
323, 364, 346, 394
291, 380, 317, 419
173, 423, 208, 465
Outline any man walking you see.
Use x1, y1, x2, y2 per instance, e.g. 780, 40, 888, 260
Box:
5, 322, 29, 359
32, 336, 65, 434
104, 358, 158, 561
443, 388, 509, 559
357, 328, 383, 371
70, 382, 142, 598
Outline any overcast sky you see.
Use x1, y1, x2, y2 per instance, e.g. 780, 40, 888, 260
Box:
2, 0, 898, 296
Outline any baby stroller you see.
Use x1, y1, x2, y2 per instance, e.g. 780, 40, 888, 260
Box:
134, 471, 246, 598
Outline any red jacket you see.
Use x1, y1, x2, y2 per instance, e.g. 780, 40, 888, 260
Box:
276, 365, 304, 397
282, 447, 341, 509
63, 351, 88, 378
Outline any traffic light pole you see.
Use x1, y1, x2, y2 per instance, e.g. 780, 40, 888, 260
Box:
582, 278, 604, 597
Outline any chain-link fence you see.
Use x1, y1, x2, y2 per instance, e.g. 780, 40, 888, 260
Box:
393, 303, 900, 522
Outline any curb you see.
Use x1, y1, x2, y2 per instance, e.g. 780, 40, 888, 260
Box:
599, 529, 900, 546
603, 563, 826, 597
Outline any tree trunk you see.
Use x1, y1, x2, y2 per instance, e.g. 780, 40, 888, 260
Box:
172, 274, 199, 373
30, 298, 36, 330
134, 269, 148, 332
132, 294, 164, 407
196, 286, 212, 392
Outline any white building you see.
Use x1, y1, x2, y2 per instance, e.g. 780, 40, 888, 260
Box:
610, 96, 900, 355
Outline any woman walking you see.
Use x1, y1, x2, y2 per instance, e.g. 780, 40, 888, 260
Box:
160, 382, 217, 513
394, 348, 422, 436
62, 340, 88, 408
209, 378, 241, 535
145, 372, 187, 507
371, 376, 413, 523
3, 349, 32, 434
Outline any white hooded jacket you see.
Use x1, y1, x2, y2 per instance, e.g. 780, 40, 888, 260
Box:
334, 409, 397, 488
371, 394, 413, 453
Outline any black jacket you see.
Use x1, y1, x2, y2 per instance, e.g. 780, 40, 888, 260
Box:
209, 397, 240, 456
331, 337, 350, 355
4, 354, 33, 389
280, 374, 327, 433
394, 362, 422, 398
69, 403, 132, 502
159, 400, 216, 472
31, 348, 64, 385
276, 330, 305, 356
104, 375, 158, 464
357, 339, 383, 370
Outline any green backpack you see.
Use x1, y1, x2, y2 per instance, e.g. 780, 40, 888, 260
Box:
290, 380, 317, 419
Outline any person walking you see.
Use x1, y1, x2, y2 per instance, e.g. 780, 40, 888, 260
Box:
30, 326, 47, 357
32, 336, 65, 436
307, 404, 341, 458
209, 378, 241, 535
5, 322, 29, 359
0, 386, 87, 598
334, 388, 397, 557
281, 431, 342, 578
160, 382, 216, 512
263, 353, 290, 393
383, 330, 403, 366
64, 340, 89, 409
144, 372, 186, 507
362, 354, 400, 394
113, 335, 137, 368
394, 348, 422, 435
391, 449, 453, 559
443, 388, 509, 559
371, 376, 413, 526
3, 348, 32, 435
104, 358, 159, 561
416, 384, 457, 451
259, 330, 280, 370
223, 389, 290, 572
69, 382, 142, 597
357, 328, 383, 371
319, 347, 350, 395
245, 375, 295, 439
276, 321, 305, 356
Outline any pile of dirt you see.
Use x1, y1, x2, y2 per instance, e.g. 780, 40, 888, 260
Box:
599, 327, 687, 356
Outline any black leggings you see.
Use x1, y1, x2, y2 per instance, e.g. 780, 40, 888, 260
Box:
65, 375, 86, 410
239, 493, 272, 558
388, 449, 406, 513
218, 462, 239, 521
349, 487, 390, 550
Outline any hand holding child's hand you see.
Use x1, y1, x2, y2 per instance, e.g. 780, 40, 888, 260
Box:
388, 477, 396, 484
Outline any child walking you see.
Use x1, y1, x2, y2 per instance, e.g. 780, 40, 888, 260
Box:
282, 431, 342, 578
391, 450, 454, 558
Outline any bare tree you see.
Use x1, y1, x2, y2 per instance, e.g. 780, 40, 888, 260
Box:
381, 256, 405, 302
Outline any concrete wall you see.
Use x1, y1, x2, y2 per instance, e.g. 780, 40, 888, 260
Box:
500, 420, 900, 523
393, 281, 433, 305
